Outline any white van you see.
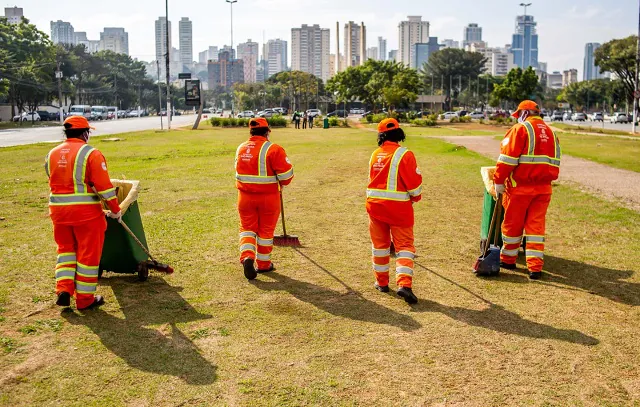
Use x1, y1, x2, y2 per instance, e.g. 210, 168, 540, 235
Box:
69, 105, 92, 119
91, 106, 109, 120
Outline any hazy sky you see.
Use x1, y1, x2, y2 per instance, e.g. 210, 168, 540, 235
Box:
13, 0, 637, 77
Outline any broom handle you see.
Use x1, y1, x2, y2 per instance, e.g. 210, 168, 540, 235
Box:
272, 166, 289, 237
89, 184, 156, 262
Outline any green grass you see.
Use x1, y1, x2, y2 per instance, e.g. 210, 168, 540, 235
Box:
0, 121, 60, 130
552, 122, 638, 137
558, 132, 640, 172
0, 126, 639, 405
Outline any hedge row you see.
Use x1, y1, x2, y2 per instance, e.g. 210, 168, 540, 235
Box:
209, 115, 288, 127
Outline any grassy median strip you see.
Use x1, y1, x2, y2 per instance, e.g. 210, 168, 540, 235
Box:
558, 132, 640, 172
0, 126, 639, 405
552, 122, 639, 137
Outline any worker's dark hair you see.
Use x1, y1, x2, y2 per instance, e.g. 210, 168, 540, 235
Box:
377, 128, 405, 146
250, 127, 270, 136
63, 123, 90, 139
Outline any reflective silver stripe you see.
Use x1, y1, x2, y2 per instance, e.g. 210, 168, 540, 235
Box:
259, 141, 272, 177
55, 270, 76, 280
373, 264, 390, 272
99, 189, 117, 200
256, 253, 270, 261
395, 266, 414, 276
372, 247, 391, 257
57, 254, 77, 264
502, 235, 523, 244
525, 235, 545, 243
518, 156, 561, 166
524, 121, 536, 155
75, 281, 97, 294
257, 237, 273, 246
235, 174, 278, 184
240, 244, 256, 252
277, 167, 294, 180
240, 231, 257, 238
387, 147, 408, 190
501, 248, 519, 256
76, 266, 99, 278
498, 154, 519, 166
366, 189, 410, 201
408, 185, 422, 197
526, 250, 544, 258
49, 195, 100, 204
74, 144, 94, 194
396, 251, 415, 260
44, 153, 50, 177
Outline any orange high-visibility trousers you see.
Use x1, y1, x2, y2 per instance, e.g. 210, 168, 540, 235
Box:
238, 191, 281, 270
501, 193, 551, 272
53, 216, 106, 309
369, 216, 415, 288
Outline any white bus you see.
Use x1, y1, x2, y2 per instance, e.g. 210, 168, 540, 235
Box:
91, 106, 109, 120
69, 105, 92, 119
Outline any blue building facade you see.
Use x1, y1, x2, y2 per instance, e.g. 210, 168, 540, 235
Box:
511, 15, 538, 70
411, 37, 441, 70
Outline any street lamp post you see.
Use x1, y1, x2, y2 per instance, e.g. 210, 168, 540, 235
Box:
227, 0, 237, 116
165, 0, 171, 129
633, 0, 640, 133
520, 2, 532, 16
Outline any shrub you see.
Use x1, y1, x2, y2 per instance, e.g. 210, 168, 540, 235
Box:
268, 115, 287, 127
210, 117, 222, 127
411, 118, 437, 127
365, 114, 374, 123
328, 116, 339, 127
479, 118, 485, 125
236, 118, 248, 127
372, 113, 388, 124
459, 116, 472, 123
449, 116, 460, 123
428, 114, 439, 122
227, 117, 238, 126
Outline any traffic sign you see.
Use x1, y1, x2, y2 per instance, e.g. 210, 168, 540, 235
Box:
55, 71, 63, 79
178, 73, 191, 79
558, 102, 570, 108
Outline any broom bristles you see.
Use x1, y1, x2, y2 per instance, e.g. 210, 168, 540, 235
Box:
274, 234, 301, 247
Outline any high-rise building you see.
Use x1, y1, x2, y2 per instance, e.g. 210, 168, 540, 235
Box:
388, 49, 398, 61
155, 17, 172, 79
377, 37, 387, 61
199, 46, 219, 63
4, 7, 23, 24
263, 39, 288, 78
398, 16, 429, 66
219, 45, 236, 60
584, 43, 602, 81
511, 14, 539, 69
329, 54, 337, 77
562, 69, 578, 87
291, 24, 330, 81
463, 23, 482, 48
237, 39, 259, 83
366, 47, 378, 61
485, 48, 515, 76
208, 51, 244, 89
538, 61, 548, 74
547, 71, 563, 89
50, 21, 75, 45
440, 39, 459, 49
99, 28, 129, 55
411, 37, 440, 70
344, 21, 366, 67
179, 18, 193, 67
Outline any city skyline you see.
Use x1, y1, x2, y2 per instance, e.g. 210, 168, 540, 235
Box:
12, 0, 638, 80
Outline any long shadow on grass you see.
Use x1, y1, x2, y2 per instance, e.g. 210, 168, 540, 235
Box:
252, 258, 421, 332
63, 276, 216, 385
528, 255, 640, 306
412, 262, 599, 346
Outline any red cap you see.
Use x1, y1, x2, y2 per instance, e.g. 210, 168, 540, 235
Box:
511, 100, 540, 118
249, 118, 269, 129
377, 118, 400, 133
64, 116, 95, 130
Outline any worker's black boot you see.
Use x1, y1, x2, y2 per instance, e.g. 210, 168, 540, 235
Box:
257, 264, 276, 273
374, 283, 390, 293
243, 258, 257, 280
529, 271, 542, 280
80, 295, 105, 310
500, 262, 517, 270
397, 287, 418, 304
56, 291, 71, 307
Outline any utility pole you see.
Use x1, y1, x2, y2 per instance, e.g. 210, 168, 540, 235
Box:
165, 0, 172, 129
157, 60, 164, 130
226, 0, 237, 116
55, 61, 64, 124
633, 0, 640, 133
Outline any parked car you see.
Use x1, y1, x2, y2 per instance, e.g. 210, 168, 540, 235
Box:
468, 111, 485, 120
562, 112, 572, 121
128, 109, 143, 118
489, 111, 509, 120
36, 110, 53, 121
610, 112, 629, 123
550, 111, 563, 121
13, 111, 42, 122
326, 110, 347, 118
68, 105, 92, 119
91, 106, 109, 120
441, 111, 458, 120
456, 110, 469, 117
306, 109, 321, 118
272, 107, 287, 115
258, 110, 275, 118
571, 112, 587, 122
590, 112, 603, 122
237, 110, 255, 118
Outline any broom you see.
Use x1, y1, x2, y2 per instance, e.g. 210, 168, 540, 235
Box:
273, 174, 301, 247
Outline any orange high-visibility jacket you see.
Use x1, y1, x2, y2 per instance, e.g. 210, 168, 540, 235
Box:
494, 116, 561, 195
235, 136, 294, 194
46, 138, 121, 225
366, 141, 422, 227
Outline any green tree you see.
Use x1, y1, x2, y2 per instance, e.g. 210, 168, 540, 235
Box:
594, 36, 636, 103
266, 71, 323, 111
490, 67, 541, 107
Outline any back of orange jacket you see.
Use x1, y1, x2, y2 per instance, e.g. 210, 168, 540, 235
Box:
46, 139, 121, 225
235, 136, 294, 193
366, 141, 422, 227
494, 117, 561, 195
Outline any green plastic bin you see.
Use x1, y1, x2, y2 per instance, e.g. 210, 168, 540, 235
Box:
323, 117, 329, 129
480, 188, 503, 250
99, 180, 151, 281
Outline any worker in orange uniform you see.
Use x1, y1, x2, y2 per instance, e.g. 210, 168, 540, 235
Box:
366, 118, 423, 304
235, 118, 294, 280
493, 100, 561, 279
46, 116, 121, 309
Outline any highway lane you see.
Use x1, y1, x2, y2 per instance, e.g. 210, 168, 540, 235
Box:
0, 115, 196, 148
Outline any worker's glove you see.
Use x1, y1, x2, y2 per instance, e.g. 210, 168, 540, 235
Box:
494, 184, 506, 195
106, 211, 122, 222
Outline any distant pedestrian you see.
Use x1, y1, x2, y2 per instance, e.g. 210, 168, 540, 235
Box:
308, 114, 314, 129
302, 112, 308, 129
293, 111, 301, 129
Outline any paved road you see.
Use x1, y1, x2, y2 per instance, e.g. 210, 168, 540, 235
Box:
439, 136, 640, 212
0, 115, 196, 148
